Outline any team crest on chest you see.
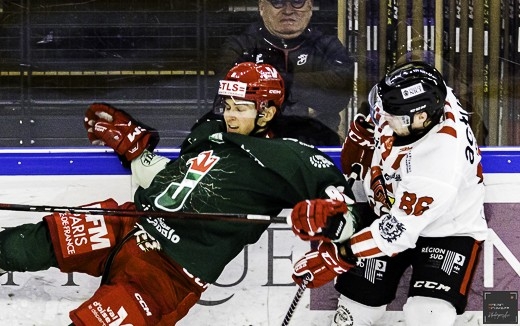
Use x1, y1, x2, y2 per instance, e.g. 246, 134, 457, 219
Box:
155, 150, 220, 211
379, 214, 406, 242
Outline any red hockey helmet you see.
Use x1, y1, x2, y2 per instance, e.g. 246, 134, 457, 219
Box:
218, 62, 285, 112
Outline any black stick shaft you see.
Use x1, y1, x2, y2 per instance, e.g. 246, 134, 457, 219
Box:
281, 277, 309, 326
0, 203, 290, 224
280, 166, 360, 325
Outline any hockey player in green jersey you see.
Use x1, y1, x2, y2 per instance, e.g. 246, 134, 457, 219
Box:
0, 62, 358, 325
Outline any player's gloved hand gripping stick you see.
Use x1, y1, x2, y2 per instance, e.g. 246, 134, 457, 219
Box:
281, 168, 360, 325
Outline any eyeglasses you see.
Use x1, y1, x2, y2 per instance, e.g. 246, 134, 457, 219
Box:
267, 0, 307, 9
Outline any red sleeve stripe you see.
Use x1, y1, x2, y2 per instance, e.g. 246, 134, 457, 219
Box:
350, 228, 384, 258
438, 126, 457, 138
357, 247, 384, 258
444, 110, 456, 122
350, 229, 373, 244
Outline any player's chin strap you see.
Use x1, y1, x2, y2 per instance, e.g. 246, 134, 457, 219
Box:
251, 111, 270, 136
251, 101, 276, 137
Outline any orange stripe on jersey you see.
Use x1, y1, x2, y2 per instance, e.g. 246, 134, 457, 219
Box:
391, 153, 407, 170
444, 110, 456, 122
350, 229, 373, 245
357, 247, 383, 258
443, 101, 454, 119
350, 229, 384, 258
459, 241, 481, 295
438, 126, 457, 138
477, 162, 484, 184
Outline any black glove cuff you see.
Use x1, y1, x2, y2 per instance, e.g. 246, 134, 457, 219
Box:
322, 213, 346, 241
119, 124, 160, 169
338, 241, 358, 265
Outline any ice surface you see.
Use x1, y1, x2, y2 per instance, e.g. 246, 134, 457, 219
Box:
0, 175, 518, 325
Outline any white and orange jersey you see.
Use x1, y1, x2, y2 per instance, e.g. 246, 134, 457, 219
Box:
350, 87, 488, 258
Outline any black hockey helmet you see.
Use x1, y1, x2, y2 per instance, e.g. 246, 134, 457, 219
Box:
378, 61, 447, 122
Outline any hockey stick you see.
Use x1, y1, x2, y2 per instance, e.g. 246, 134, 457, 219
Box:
0, 202, 291, 224
280, 166, 361, 325
281, 274, 310, 326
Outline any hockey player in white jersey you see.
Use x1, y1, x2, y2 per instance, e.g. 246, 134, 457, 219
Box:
289, 61, 488, 326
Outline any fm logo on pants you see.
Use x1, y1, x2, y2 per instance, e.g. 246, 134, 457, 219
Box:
58, 212, 113, 258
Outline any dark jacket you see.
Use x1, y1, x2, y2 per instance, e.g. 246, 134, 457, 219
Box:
217, 21, 355, 132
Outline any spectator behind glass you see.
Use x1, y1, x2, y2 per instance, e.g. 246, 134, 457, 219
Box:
216, 0, 355, 140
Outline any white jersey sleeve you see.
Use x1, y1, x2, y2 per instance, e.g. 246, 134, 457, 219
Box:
131, 150, 170, 189
352, 87, 488, 258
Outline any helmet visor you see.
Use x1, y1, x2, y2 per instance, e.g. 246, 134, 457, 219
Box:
368, 85, 384, 127
223, 97, 258, 119
369, 84, 411, 131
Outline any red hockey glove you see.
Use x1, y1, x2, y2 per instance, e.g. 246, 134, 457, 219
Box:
84, 103, 159, 163
291, 199, 355, 242
292, 241, 356, 288
340, 114, 375, 180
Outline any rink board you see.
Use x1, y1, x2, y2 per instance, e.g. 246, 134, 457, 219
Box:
0, 147, 519, 325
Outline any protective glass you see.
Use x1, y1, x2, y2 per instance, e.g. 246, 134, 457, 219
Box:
267, 0, 307, 9
368, 84, 383, 127
368, 84, 411, 130
222, 97, 258, 119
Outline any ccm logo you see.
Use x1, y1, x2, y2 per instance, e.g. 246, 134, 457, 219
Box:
413, 280, 451, 292
135, 293, 153, 317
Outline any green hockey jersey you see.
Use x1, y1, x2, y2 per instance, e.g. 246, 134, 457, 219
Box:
134, 120, 352, 283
